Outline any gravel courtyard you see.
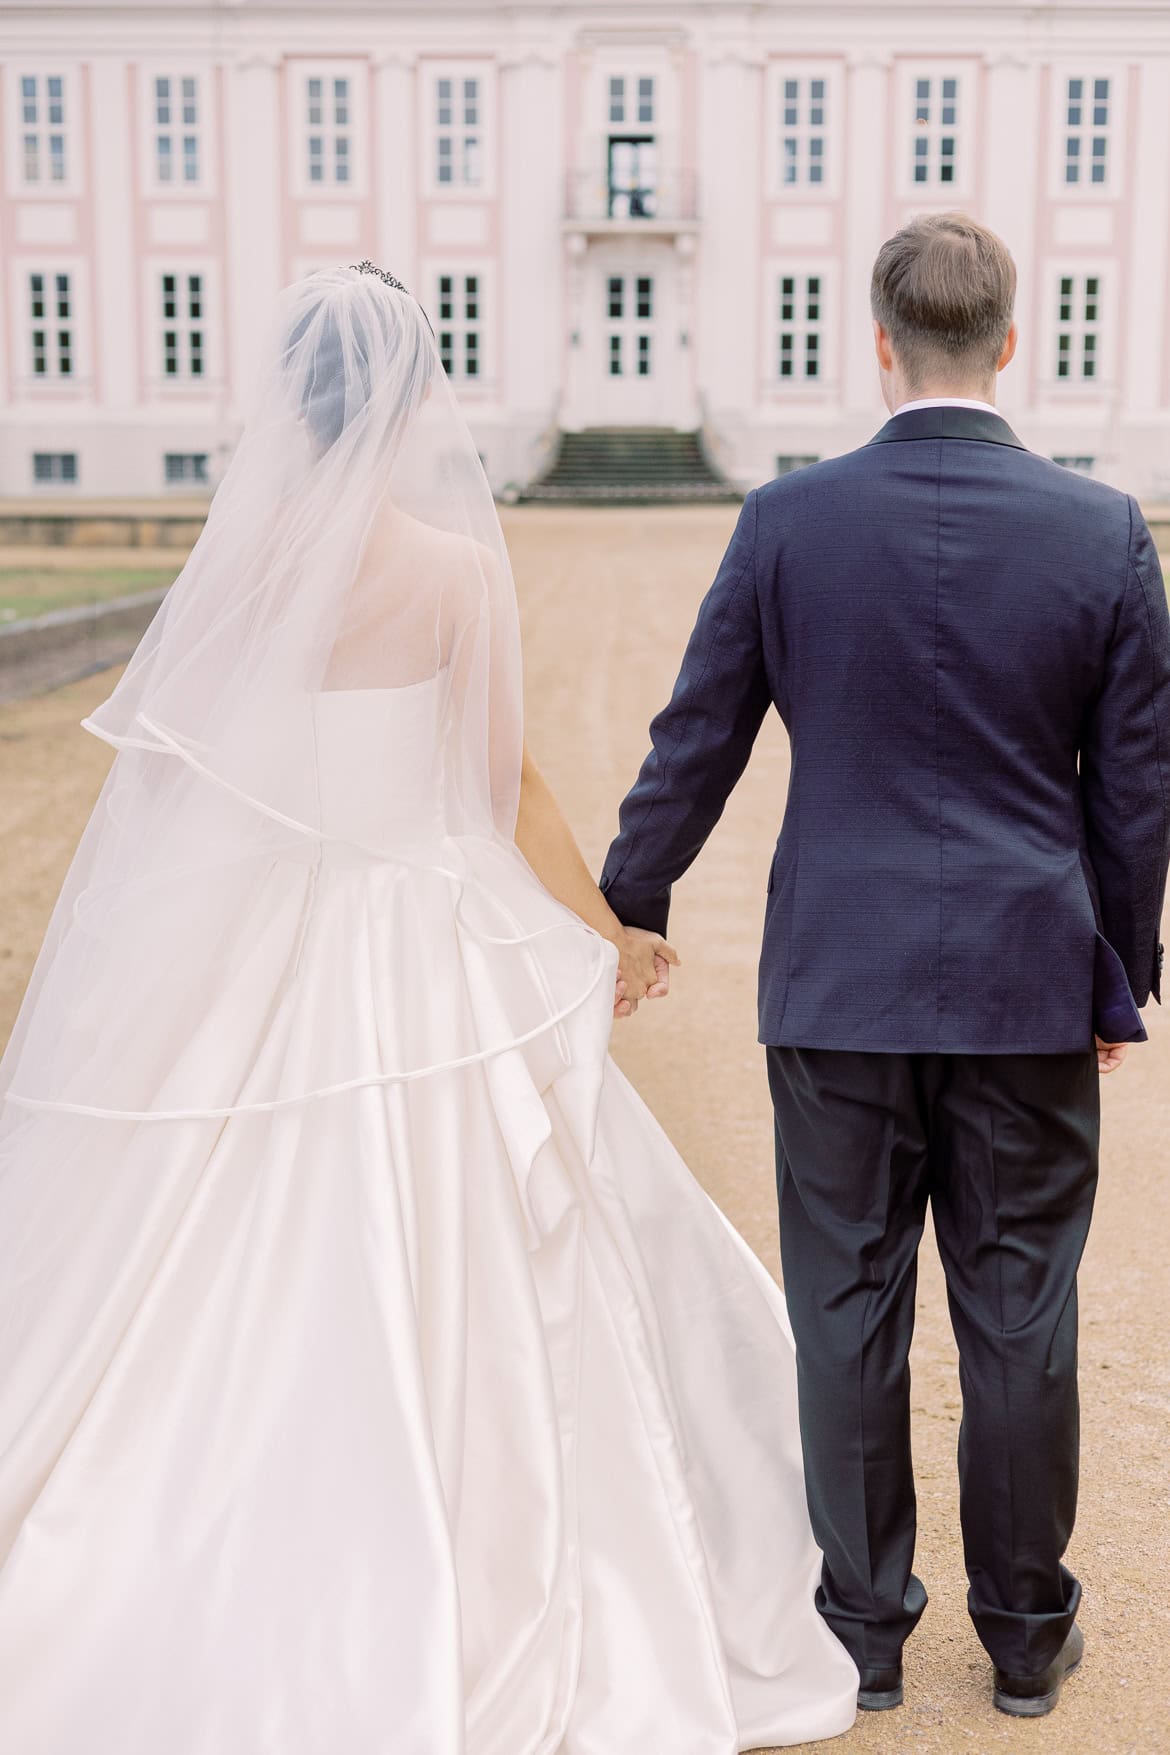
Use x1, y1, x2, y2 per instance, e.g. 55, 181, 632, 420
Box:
1, 505, 1167, 1753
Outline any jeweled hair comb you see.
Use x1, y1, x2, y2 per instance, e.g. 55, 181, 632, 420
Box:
349, 261, 410, 294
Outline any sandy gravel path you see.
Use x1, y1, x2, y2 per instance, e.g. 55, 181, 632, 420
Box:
1, 505, 1166, 1753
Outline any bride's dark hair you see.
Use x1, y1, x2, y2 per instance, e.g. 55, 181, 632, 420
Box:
283, 266, 437, 455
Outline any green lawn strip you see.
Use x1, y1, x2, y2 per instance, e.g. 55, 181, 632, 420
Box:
0, 568, 180, 623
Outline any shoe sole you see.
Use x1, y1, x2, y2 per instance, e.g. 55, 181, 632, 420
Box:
993, 1650, 1083, 1718
857, 1683, 904, 1711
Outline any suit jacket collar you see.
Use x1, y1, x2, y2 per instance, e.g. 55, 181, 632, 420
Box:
868, 404, 1027, 450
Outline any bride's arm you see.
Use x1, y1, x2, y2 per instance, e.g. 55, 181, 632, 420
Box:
515, 743, 679, 1009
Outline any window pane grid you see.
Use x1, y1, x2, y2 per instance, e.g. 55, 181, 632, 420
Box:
159, 271, 206, 381
165, 451, 210, 485
911, 74, 961, 186
604, 274, 654, 382
306, 71, 353, 185
1064, 74, 1110, 186
436, 73, 484, 188
20, 72, 68, 185
1054, 272, 1102, 381
155, 72, 202, 187
780, 73, 829, 186
28, 269, 73, 380
437, 273, 483, 382
777, 271, 824, 381
33, 451, 78, 484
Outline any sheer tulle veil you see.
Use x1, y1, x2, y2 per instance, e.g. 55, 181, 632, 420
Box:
0, 264, 610, 1123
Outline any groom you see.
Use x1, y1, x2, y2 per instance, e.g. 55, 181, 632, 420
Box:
600, 213, 1170, 1718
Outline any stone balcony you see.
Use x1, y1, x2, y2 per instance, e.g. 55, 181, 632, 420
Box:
562, 170, 701, 238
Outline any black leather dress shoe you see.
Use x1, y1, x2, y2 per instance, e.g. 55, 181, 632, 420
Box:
857, 1664, 904, 1710
993, 1624, 1084, 1718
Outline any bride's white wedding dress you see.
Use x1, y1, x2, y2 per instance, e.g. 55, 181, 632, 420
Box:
0, 678, 856, 1754
0, 265, 856, 1754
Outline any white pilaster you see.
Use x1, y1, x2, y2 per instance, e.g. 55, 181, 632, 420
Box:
842, 53, 889, 416
696, 50, 764, 418
223, 53, 283, 414
89, 57, 138, 412
373, 52, 418, 288
1124, 57, 1170, 413
500, 51, 562, 422
982, 54, 1040, 411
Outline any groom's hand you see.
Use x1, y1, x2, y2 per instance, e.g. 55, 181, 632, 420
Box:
1096, 1036, 1130, 1075
613, 926, 680, 1017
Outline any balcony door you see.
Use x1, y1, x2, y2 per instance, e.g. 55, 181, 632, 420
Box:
608, 137, 658, 219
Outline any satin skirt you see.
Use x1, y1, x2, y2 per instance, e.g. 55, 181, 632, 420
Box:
0, 844, 858, 1753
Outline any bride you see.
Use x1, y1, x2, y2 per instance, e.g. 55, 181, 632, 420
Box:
0, 264, 857, 1753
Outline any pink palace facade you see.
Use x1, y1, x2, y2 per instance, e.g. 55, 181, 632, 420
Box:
2, 0, 1170, 498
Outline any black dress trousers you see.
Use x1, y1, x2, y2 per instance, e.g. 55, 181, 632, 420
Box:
766, 1046, 1100, 1678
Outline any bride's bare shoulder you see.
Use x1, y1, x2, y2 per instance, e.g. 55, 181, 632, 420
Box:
369, 505, 503, 593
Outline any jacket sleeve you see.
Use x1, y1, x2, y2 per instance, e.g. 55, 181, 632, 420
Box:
1080, 497, 1170, 1006
599, 488, 772, 936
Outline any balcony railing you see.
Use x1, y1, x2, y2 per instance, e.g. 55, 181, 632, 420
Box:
564, 169, 700, 227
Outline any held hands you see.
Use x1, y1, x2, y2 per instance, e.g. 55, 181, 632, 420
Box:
1095, 1036, 1130, 1075
612, 926, 680, 1021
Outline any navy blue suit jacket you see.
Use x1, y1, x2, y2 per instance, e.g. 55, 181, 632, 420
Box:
600, 405, 1170, 1053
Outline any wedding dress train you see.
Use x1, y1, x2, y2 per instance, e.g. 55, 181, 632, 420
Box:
0, 680, 857, 1754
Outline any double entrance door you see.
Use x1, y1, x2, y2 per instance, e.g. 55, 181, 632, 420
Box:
566, 242, 692, 429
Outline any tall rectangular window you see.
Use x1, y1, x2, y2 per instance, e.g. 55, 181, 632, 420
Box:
436, 75, 482, 187
29, 270, 73, 379
912, 75, 960, 186
20, 73, 68, 186
160, 272, 205, 381
780, 76, 828, 187
1055, 274, 1101, 381
437, 273, 481, 380
306, 75, 352, 185
777, 273, 823, 381
154, 74, 202, 186
1064, 77, 1110, 186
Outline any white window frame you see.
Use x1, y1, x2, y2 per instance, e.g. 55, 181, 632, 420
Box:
421, 61, 496, 198
143, 258, 218, 395
425, 262, 491, 388
32, 450, 80, 488
289, 61, 368, 199
766, 264, 831, 389
139, 64, 216, 197
897, 62, 975, 199
163, 451, 211, 489
607, 72, 657, 129
767, 64, 840, 198
1047, 265, 1111, 390
4, 63, 82, 198
1049, 65, 1126, 197
11, 258, 89, 391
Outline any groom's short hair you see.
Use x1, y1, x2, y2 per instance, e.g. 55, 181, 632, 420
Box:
871, 212, 1017, 386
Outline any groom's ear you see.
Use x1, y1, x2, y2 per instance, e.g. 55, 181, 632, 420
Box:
997, 322, 1019, 373
873, 319, 895, 374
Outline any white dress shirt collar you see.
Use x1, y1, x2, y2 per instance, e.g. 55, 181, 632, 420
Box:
895, 396, 1000, 416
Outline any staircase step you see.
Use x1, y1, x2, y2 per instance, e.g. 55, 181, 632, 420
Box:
523, 428, 736, 505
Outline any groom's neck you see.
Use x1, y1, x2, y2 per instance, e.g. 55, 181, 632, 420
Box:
898, 377, 998, 408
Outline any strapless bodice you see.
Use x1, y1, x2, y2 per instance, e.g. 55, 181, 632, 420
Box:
310, 678, 446, 848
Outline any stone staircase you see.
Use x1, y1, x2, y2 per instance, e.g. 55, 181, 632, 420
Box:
521, 428, 739, 505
